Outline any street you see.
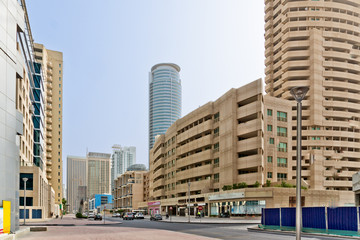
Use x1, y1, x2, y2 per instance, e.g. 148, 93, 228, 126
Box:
17, 214, 352, 240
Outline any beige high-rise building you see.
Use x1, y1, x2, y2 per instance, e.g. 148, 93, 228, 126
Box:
67, 156, 87, 213
149, 79, 292, 200
34, 43, 63, 204
87, 152, 111, 198
264, 0, 360, 193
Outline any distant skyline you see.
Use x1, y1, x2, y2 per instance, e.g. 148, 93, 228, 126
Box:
26, 1, 265, 181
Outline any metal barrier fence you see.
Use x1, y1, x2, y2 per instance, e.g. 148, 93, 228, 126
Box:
261, 206, 358, 232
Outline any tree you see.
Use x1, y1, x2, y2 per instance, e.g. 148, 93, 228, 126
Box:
62, 198, 67, 213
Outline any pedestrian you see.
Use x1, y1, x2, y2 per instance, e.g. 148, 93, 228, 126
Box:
197, 211, 201, 218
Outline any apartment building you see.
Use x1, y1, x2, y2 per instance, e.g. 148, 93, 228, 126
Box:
148, 79, 290, 202
264, 0, 360, 195
113, 167, 148, 211
87, 152, 111, 198
111, 145, 136, 191
34, 43, 64, 204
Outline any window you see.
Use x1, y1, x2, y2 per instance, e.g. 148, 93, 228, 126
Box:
267, 172, 272, 178
59, 77, 61, 81
59, 70, 61, 74
277, 127, 287, 137
277, 111, 287, 122
267, 109, 272, 116
19, 197, 33, 206
214, 127, 219, 137
214, 112, 220, 122
20, 173, 33, 190
277, 142, 287, 152
277, 158, 287, 167
269, 138, 274, 144
277, 173, 287, 180
59, 84, 61, 88
59, 64, 61, 68
267, 156, 273, 163
267, 125, 272, 131
214, 143, 219, 152
214, 158, 219, 167
214, 173, 219, 182
312, 137, 320, 140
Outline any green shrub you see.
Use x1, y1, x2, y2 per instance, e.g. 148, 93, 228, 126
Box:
238, 182, 247, 188
254, 181, 260, 188
222, 185, 232, 191
76, 212, 83, 218
265, 180, 271, 187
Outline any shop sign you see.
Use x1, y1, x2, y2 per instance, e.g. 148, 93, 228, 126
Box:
353, 172, 360, 192
208, 192, 245, 201
148, 201, 161, 206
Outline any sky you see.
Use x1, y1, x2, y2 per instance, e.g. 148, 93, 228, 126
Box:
26, 0, 265, 181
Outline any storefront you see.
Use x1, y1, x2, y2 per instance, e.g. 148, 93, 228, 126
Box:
208, 191, 265, 216
148, 201, 161, 215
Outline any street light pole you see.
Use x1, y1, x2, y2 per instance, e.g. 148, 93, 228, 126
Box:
22, 178, 28, 225
188, 181, 191, 223
290, 86, 309, 240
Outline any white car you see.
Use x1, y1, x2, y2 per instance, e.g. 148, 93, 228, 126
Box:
135, 213, 144, 219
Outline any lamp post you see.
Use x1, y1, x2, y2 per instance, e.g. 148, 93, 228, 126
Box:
188, 181, 191, 223
290, 86, 309, 240
22, 177, 28, 225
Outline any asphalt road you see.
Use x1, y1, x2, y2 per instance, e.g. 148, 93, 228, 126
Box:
104, 217, 350, 240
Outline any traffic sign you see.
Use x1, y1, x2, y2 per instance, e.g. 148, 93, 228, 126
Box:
198, 206, 203, 211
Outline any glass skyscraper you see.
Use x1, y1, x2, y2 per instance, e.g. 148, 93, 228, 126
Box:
149, 63, 182, 150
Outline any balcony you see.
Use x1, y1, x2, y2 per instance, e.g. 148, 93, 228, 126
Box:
176, 164, 213, 181
46, 124, 52, 131
46, 159, 52, 166
176, 179, 212, 193
47, 89, 52, 96
46, 167, 52, 173
46, 117, 52, 124
47, 97, 52, 103
176, 149, 212, 169
46, 145, 52, 152
47, 82, 52, 89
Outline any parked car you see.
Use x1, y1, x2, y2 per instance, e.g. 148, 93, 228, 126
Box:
88, 213, 95, 218
135, 213, 144, 219
94, 214, 102, 220
123, 212, 134, 220
219, 212, 230, 218
150, 214, 162, 221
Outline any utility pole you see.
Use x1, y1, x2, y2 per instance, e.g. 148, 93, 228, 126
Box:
188, 181, 191, 223
22, 178, 28, 225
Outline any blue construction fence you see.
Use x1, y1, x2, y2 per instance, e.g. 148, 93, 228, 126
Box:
261, 207, 358, 232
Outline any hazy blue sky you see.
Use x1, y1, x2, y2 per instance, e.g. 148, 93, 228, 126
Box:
27, 1, 265, 177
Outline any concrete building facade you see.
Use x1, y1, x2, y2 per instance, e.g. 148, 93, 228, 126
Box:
148, 79, 293, 202
66, 156, 87, 213
0, 0, 28, 231
149, 63, 182, 150
113, 170, 148, 210
34, 43, 63, 204
264, 0, 360, 193
146, 79, 354, 216
87, 152, 111, 198
111, 145, 136, 191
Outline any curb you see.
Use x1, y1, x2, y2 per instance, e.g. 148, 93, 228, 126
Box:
248, 227, 360, 239
0, 227, 30, 240
159, 220, 260, 225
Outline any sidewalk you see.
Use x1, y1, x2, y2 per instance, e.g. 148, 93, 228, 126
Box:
17, 214, 216, 240
23, 214, 121, 226
159, 215, 261, 224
